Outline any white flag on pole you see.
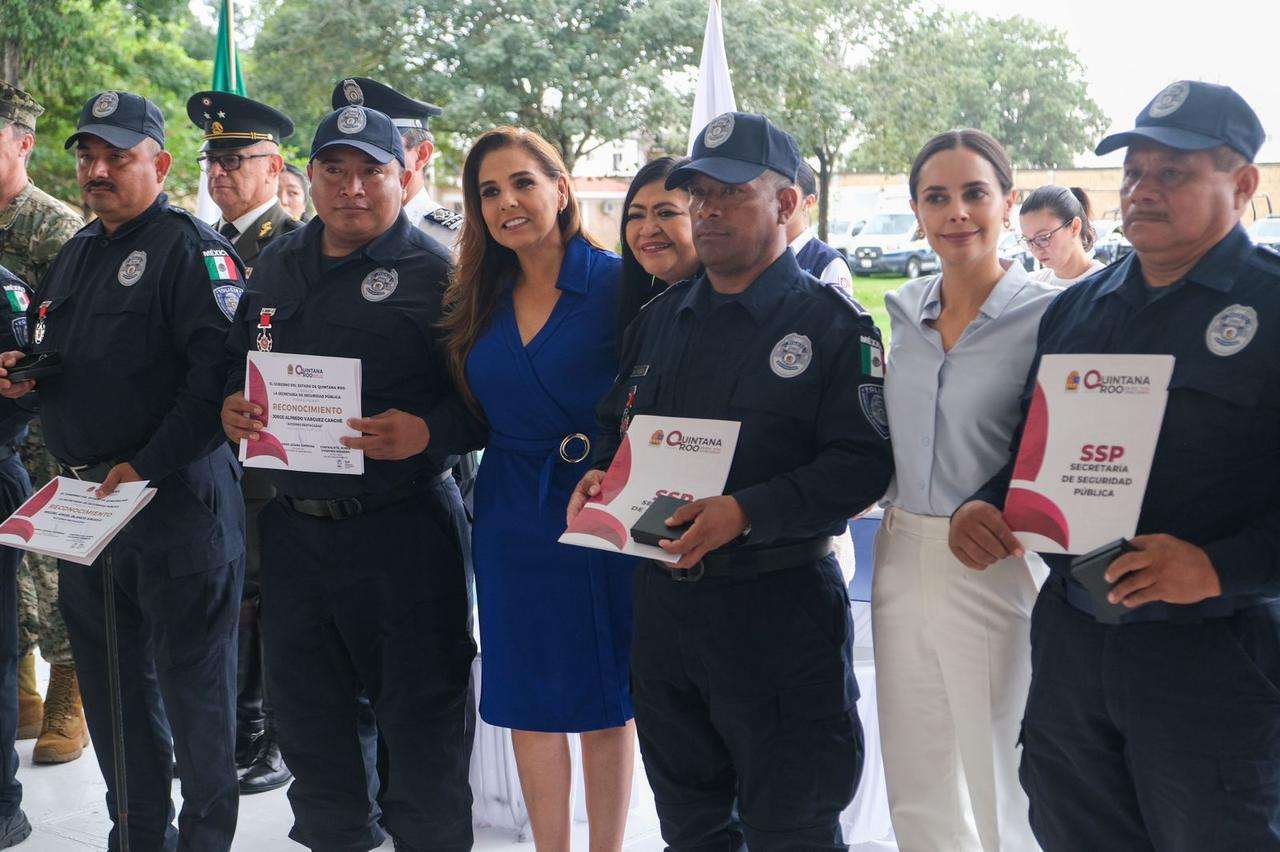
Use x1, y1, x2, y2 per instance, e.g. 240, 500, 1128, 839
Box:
196, 172, 220, 225
688, 0, 737, 154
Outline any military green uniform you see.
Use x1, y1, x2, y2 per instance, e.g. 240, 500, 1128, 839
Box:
0, 83, 82, 668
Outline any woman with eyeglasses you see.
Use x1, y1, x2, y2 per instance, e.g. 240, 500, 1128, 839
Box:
1019, 185, 1105, 287
875, 129, 1058, 852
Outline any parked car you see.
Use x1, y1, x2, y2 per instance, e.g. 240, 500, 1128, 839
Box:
1092, 220, 1132, 265
826, 218, 866, 258
1248, 215, 1280, 251
999, 231, 1038, 272
849, 212, 939, 278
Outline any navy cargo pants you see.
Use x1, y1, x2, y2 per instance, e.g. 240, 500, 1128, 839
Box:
261, 475, 475, 852
59, 448, 245, 852
632, 553, 864, 851
0, 454, 29, 822
1020, 581, 1280, 850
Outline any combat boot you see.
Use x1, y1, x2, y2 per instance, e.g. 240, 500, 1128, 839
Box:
32, 664, 89, 764
16, 653, 40, 740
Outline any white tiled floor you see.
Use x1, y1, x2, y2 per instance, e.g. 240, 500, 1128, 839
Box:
14, 656, 664, 851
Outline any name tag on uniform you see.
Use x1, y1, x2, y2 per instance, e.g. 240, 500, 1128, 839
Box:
629, 364, 650, 378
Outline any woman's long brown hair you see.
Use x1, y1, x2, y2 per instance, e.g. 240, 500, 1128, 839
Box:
441, 126, 604, 409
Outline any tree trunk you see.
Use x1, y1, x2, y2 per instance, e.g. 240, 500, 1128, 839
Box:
815, 149, 832, 243
1, 38, 21, 86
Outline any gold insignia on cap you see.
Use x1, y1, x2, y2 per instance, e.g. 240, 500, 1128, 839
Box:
210, 121, 224, 135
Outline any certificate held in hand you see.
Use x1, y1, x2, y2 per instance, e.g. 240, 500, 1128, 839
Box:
560, 415, 740, 563
241, 350, 364, 475
1004, 354, 1174, 555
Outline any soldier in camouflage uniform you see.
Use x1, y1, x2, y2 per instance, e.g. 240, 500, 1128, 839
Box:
0, 82, 88, 766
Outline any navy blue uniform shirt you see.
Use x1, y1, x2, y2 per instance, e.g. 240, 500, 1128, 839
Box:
593, 249, 893, 548
0, 265, 32, 447
224, 212, 482, 500
29, 193, 241, 477
972, 224, 1280, 610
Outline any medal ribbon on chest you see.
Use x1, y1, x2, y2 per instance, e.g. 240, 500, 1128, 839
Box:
256, 308, 276, 352
33, 301, 49, 346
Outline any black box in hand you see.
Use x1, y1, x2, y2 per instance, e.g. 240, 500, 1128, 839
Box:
630, 495, 693, 547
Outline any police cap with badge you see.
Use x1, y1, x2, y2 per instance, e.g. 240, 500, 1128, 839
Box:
1095, 80, 1264, 162
330, 77, 442, 133
186, 91, 294, 150
311, 105, 405, 167
666, 111, 801, 189
64, 90, 165, 150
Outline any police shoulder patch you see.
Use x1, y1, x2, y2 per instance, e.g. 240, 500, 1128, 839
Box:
10, 317, 27, 349
212, 284, 242, 322
859, 383, 890, 439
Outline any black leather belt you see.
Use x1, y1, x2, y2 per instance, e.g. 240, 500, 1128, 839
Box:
283, 469, 452, 521
652, 536, 833, 582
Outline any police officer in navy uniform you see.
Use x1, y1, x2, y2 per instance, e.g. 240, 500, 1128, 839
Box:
0, 265, 33, 849
219, 105, 480, 851
951, 81, 1280, 850
569, 112, 893, 850
0, 91, 246, 851
187, 89, 299, 795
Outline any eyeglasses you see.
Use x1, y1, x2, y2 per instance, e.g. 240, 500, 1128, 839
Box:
1019, 222, 1070, 250
197, 153, 273, 172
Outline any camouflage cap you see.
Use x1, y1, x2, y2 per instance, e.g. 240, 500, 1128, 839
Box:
0, 83, 44, 132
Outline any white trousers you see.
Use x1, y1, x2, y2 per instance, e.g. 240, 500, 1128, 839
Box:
871, 508, 1046, 852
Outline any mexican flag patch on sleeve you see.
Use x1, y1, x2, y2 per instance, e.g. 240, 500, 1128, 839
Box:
3, 285, 29, 315
203, 250, 240, 282
860, 334, 885, 379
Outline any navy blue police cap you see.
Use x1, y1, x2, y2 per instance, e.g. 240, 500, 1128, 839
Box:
330, 77, 442, 132
65, 91, 165, 150
667, 112, 801, 189
186, 91, 294, 150
1095, 80, 1265, 162
310, 106, 405, 167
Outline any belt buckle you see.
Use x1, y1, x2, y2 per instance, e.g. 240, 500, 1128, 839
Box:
64, 463, 91, 481
670, 561, 705, 583
558, 433, 590, 464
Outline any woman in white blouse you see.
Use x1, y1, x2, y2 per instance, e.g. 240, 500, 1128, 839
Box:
874, 129, 1058, 852
1020, 185, 1106, 287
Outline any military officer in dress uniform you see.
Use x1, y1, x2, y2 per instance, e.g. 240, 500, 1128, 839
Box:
0, 264, 34, 849
569, 112, 893, 850
219, 106, 480, 851
951, 81, 1280, 850
330, 77, 461, 256
0, 90, 245, 852
187, 90, 299, 797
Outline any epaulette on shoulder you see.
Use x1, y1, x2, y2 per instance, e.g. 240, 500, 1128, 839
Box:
165, 205, 224, 246
0, 265, 24, 288
426, 207, 463, 230
820, 281, 869, 316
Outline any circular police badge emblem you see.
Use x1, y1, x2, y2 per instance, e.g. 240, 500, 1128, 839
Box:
770, 332, 813, 378
117, 250, 147, 287
859, 384, 890, 440
361, 268, 398, 302
1148, 81, 1191, 119
704, 113, 735, 149
343, 79, 364, 105
337, 106, 366, 135
92, 91, 120, 118
1205, 303, 1258, 356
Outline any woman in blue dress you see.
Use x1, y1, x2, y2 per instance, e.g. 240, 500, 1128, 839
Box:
440, 127, 635, 851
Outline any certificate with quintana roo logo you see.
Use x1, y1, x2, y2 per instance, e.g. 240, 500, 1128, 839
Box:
0, 478, 156, 566
1004, 354, 1174, 555
560, 415, 740, 563
240, 351, 364, 475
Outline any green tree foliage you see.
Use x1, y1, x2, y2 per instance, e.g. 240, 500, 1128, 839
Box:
851, 12, 1110, 172
1, 0, 211, 205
